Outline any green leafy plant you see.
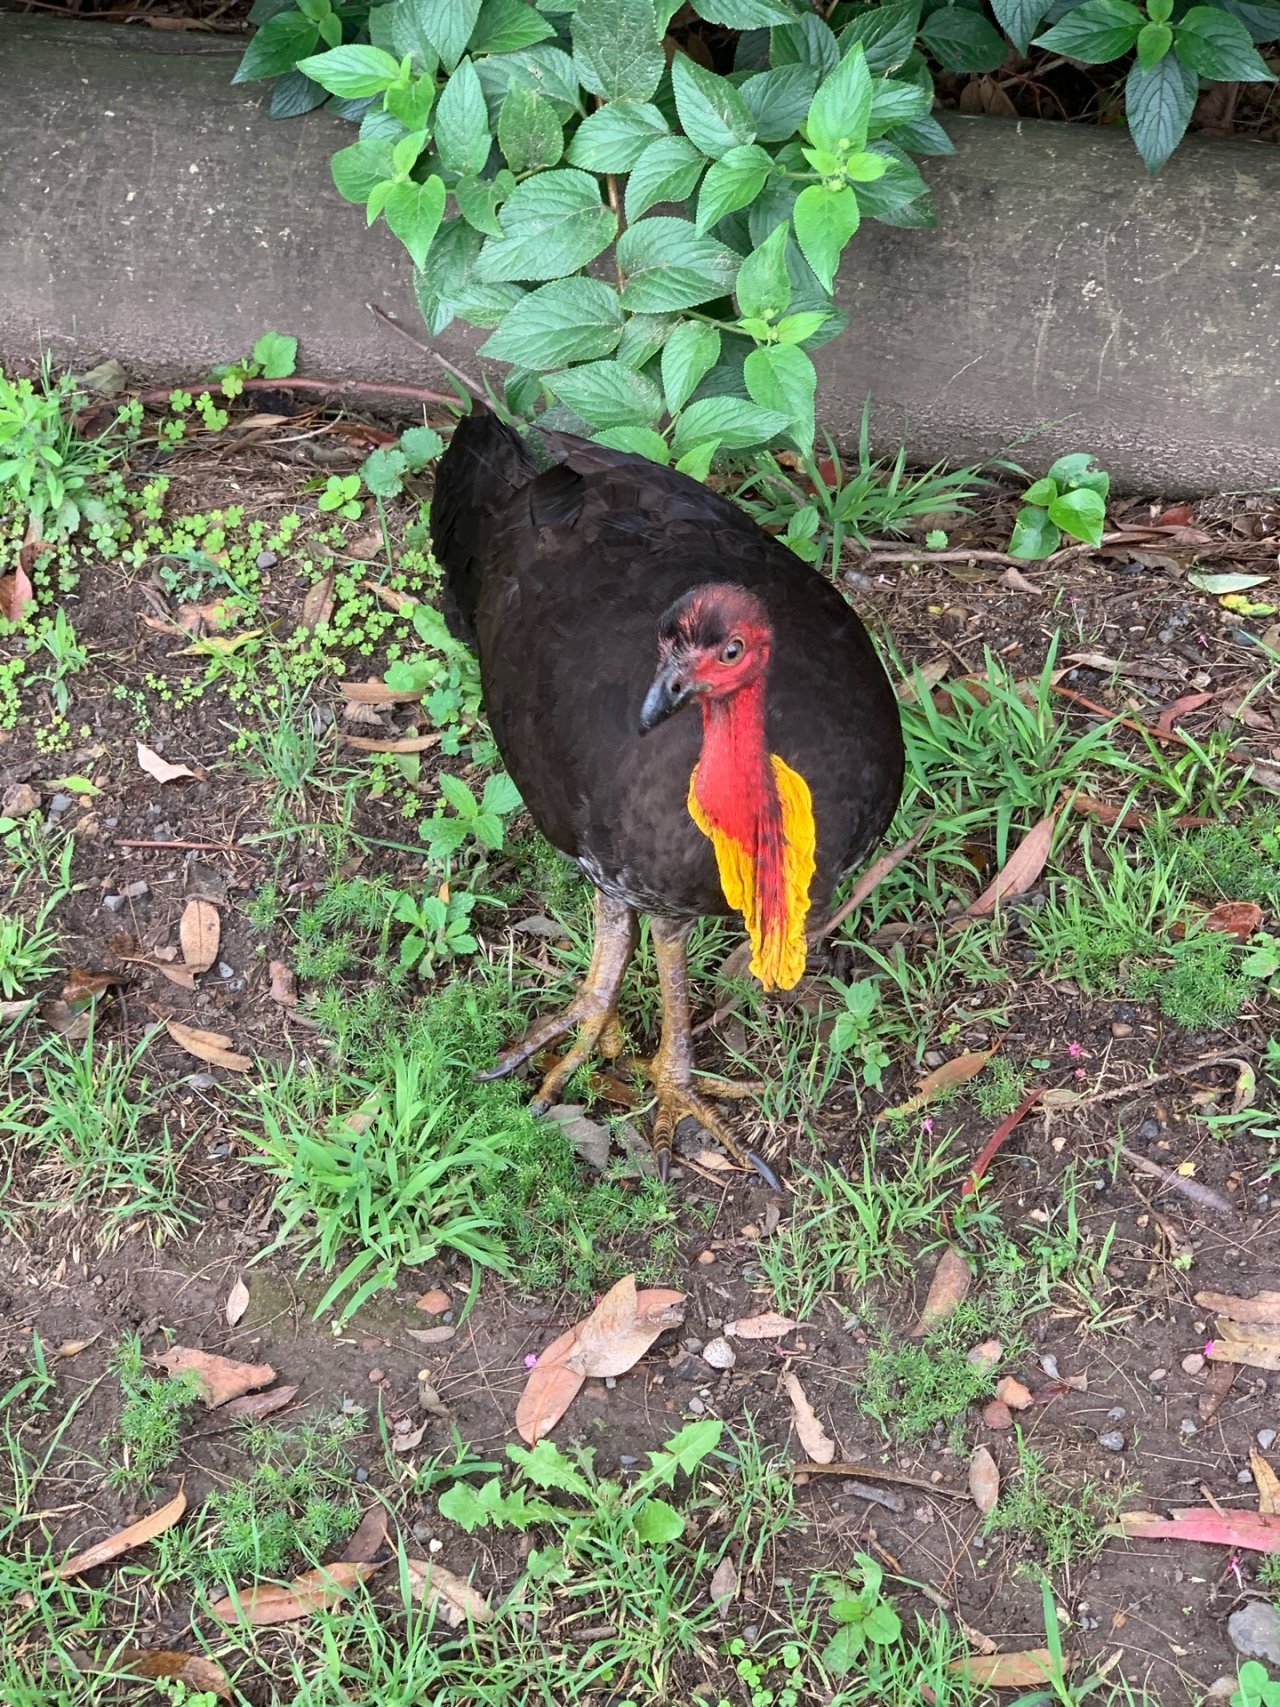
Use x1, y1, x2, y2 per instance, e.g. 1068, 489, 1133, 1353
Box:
392, 884, 483, 975
360, 423, 445, 499
1009, 453, 1110, 559
1234, 1660, 1280, 1707
821, 1554, 903, 1675
317, 472, 364, 518
0, 361, 129, 543
421, 770, 523, 867
210, 329, 299, 398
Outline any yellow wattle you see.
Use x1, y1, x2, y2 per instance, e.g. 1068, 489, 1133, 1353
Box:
687, 754, 817, 992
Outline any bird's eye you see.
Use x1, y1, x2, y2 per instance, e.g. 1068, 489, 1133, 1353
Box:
720, 637, 745, 664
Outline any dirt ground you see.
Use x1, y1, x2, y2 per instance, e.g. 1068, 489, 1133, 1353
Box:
2, 409, 1280, 1704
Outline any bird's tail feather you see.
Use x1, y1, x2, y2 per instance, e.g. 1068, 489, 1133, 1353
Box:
432, 407, 537, 646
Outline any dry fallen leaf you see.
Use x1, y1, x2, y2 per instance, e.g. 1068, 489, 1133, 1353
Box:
341, 677, 425, 705
179, 899, 221, 973
136, 741, 195, 784
883, 1051, 994, 1122
155, 1347, 276, 1408
1252, 1453, 1280, 1516
907, 1245, 972, 1337
516, 1276, 685, 1443
364, 579, 417, 612
404, 1559, 492, 1626
947, 1649, 1061, 1688
1197, 1289, 1280, 1324
783, 1372, 836, 1463
341, 1503, 390, 1563
1205, 1319, 1280, 1372
300, 569, 336, 633
994, 1376, 1033, 1411
708, 1553, 738, 1612
220, 1383, 299, 1422
982, 1399, 1014, 1430
963, 808, 1058, 917
210, 1560, 380, 1626
405, 1325, 457, 1347
1116, 1507, 1280, 1552
268, 960, 297, 1006
165, 1020, 252, 1073
120, 1651, 232, 1701
969, 1445, 1000, 1515
225, 1278, 250, 1328
50, 1485, 187, 1579
724, 1311, 799, 1340
416, 1288, 452, 1315
116, 953, 197, 990
342, 731, 443, 753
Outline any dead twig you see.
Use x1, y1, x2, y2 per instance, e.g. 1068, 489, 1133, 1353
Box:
794, 1461, 972, 1500
137, 376, 456, 409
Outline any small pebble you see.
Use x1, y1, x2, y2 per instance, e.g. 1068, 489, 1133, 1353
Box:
102, 894, 126, 913
1107, 1407, 1127, 1421
48, 793, 73, 817
682, 1337, 704, 1355
1182, 1353, 1205, 1375
121, 879, 149, 899
217, 961, 235, 979
1138, 1119, 1160, 1141
1098, 1431, 1125, 1452
256, 549, 278, 569
619, 1454, 639, 1468
702, 1337, 736, 1371
604, 1376, 616, 1390
696, 1250, 715, 1264
1180, 1418, 1198, 1437
1039, 1353, 1060, 1379
688, 1396, 705, 1415
368, 1367, 385, 1384
1259, 1429, 1277, 1450
1239, 1470, 1256, 1484
355, 1466, 368, 1483
1229, 1601, 1280, 1666
1149, 1368, 1168, 1383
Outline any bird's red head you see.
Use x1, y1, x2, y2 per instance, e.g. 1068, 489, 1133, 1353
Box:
639, 584, 773, 732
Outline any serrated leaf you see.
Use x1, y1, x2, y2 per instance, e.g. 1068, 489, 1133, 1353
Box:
893, 111, 956, 154
480, 277, 624, 367
252, 331, 297, 378
920, 5, 1008, 69
469, 0, 555, 53
234, 11, 319, 82
505, 1438, 593, 1496
615, 311, 673, 368
497, 85, 564, 173
838, 0, 922, 72
435, 57, 491, 177
412, 0, 481, 70
572, 0, 665, 101
1217, 0, 1280, 42
868, 77, 932, 134
696, 143, 775, 232
455, 169, 514, 235
791, 182, 858, 294
1125, 49, 1198, 170
739, 63, 819, 141
662, 321, 721, 414
547, 361, 664, 430
744, 342, 815, 452
1174, 5, 1274, 78
806, 41, 873, 153
1137, 18, 1173, 67
1034, 0, 1144, 60
624, 136, 707, 220
296, 43, 402, 97
675, 440, 719, 480
632, 1497, 685, 1543
617, 216, 742, 311
568, 102, 669, 172
771, 14, 840, 77
672, 395, 788, 454
478, 170, 617, 282
269, 68, 329, 117
672, 54, 757, 157
414, 216, 525, 332
384, 175, 447, 270
644, 1417, 723, 1482
690, 0, 798, 22
594, 425, 671, 460
990, 0, 1050, 51
735, 218, 791, 320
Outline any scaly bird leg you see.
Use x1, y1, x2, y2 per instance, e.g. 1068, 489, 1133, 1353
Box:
477, 891, 638, 1112
643, 916, 779, 1190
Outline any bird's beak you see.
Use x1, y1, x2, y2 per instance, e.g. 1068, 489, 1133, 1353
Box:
639, 659, 693, 734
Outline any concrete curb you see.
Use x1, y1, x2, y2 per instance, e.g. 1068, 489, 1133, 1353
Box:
2, 16, 1278, 491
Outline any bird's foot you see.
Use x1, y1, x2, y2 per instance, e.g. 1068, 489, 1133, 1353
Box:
476, 995, 625, 1112
639, 1058, 778, 1191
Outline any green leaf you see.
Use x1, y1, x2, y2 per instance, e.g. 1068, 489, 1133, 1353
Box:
631, 1497, 685, 1543
771, 14, 840, 77
437, 1478, 491, 1532
744, 342, 815, 452
594, 424, 671, 460
252, 331, 298, 378
739, 64, 819, 141
383, 175, 447, 270
385, 73, 436, 129
331, 138, 395, 203
791, 182, 859, 293
567, 102, 670, 172
617, 216, 742, 311
497, 85, 565, 173
362, 446, 409, 497
295, 43, 402, 96
805, 41, 872, 153
892, 112, 955, 154
838, 0, 922, 73
1022, 476, 1059, 505
478, 170, 617, 282
369, 0, 439, 74
547, 361, 664, 429
506, 1438, 592, 1495
1174, 6, 1273, 78
662, 321, 721, 413
1125, 49, 1197, 170
643, 1418, 724, 1482
675, 440, 719, 480
482, 42, 581, 108
990, 0, 1050, 53
435, 57, 491, 177
863, 1601, 903, 1644
479, 277, 625, 366
234, 10, 319, 82
409, 0, 481, 69
572, 0, 665, 101
690, 0, 798, 22
400, 424, 444, 466
823, 1622, 868, 1677
1046, 451, 1108, 494
455, 169, 515, 235
672, 395, 788, 454
624, 136, 707, 220
775, 309, 828, 343
855, 146, 931, 223
1009, 505, 1060, 559
919, 6, 1008, 70
671, 54, 757, 157
469, 0, 556, 53
1136, 19, 1172, 67
696, 143, 775, 232
615, 312, 674, 368
1034, 0, 1144, 61
1216, 0, 1280, 43
269, 68, 329, 116
1149, 0, 1173, 19
867, 77, 932, 134
414, 217, 525, 332
734, 218, 791, 319
1047, 484, 1106, 546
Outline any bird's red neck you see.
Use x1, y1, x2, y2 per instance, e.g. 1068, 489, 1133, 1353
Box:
687, 680, 816, 991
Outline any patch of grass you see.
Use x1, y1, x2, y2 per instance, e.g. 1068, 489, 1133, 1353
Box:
107, 1333, 201, 1494
857, 1296, 1026, 1445
985, 1432, 1130, 1570
0, 913, 58, 1000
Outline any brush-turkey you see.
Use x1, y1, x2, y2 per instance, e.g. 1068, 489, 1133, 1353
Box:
431, 408, 904, 1183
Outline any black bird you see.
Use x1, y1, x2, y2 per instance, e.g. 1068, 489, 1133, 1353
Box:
431, 409, 904, 1180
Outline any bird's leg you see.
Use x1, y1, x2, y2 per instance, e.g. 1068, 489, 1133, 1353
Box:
641, 916, 778, 1189
477, 891, 638, 1111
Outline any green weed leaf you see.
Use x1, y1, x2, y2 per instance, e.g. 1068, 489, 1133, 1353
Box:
806, 41, 873, 155
498, 87, 565, 175
1125, 49, 1198, 170
838, 0, 923, 73
696, 143, 776, 232
744, 343, 816, 452
661, 321, 722, 414
990, 0, 1050, 53
792, 182, 860, 294
568, 102, 670, 172
251, 331, 298, 378
548, 361, 664, 430
480, 277, 625, 368
919, 5, 1008, 70
296, 43, 402, 97
671, 54, 757, 157
616, 217, 742, 312
1009, 504, 1060, 559
478, 171, 617, 283
624, 136, 707, 220
735, 218, 792, 320
1175, 5, 1274, 77
1034, 0, 1145, 60
1047, 484, 1106, 546
572, 0, 665, 102
435, 57, 491, 177
631, 1497, 685, 1543
383, 175, 447, 270
234, 10, 319, 82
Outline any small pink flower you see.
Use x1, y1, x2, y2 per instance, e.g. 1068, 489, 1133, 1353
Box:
1196, 633, 1210, 647
1068, 1041, 1084, 1059
524, 1353, 538, 1369
1074, 1066, 1087, 1079
1204, 1340, 1216, 1357
922, 1116, 934, 1136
